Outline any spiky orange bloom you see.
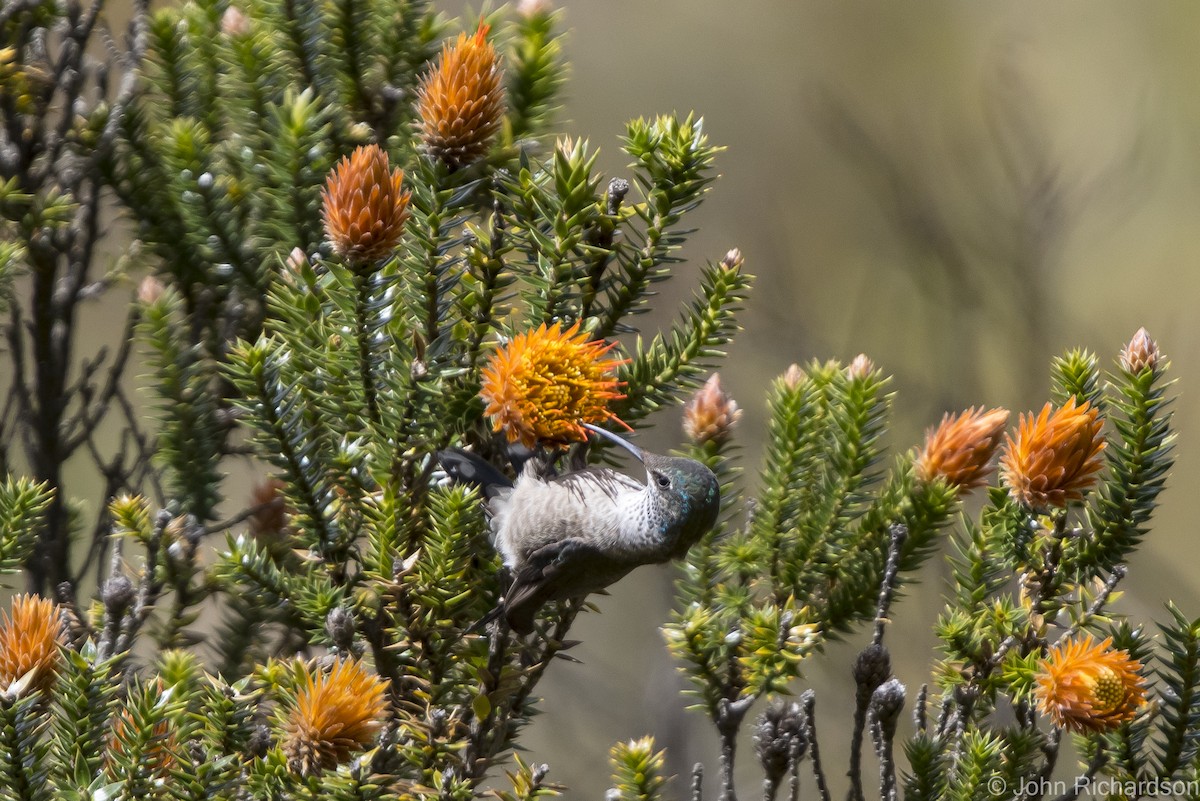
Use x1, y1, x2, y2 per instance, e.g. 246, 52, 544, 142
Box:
321, 144, 411, 265
1000, 397, 1105, 509
481, 322, 628, 448
1035, 635, 1146, 733
283, 658, 389, 776
0, 594, 63, 696
916, 407, 1010, 492
417, 25, 505, 169
683, 373, 741, 445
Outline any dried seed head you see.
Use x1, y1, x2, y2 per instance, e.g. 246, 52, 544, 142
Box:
753, 699, 805, 783
325, 607, 356, 651
1120, 327, 1160, 374
915, 407, 1010, 492
853, 643, 892, 694
1000, 397, 1106, 509
417, 26, 506, 170
321, 144, 411, 266
683, 373, 742, 446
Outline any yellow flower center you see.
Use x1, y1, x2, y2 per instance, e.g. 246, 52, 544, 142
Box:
1088, 668, 1125, 714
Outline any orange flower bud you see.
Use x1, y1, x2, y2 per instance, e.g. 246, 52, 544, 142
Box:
915, 407, 1009, 492
0, 594, 62, 697
417, 26, 506, 169
1000, 398, 1105, 509
284, 658, 389, 776
321, 144, 411, 266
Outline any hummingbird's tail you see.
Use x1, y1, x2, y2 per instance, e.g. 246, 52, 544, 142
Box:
436, 448, 514, 496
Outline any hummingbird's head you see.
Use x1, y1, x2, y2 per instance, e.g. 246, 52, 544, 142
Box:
583, 424, 721, 556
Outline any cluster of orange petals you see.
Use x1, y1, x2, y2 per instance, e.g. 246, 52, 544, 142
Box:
283, 657, 389, 776
480, 321, 628, 448
915, 406, 1010, 492
0, 594, 63, 697
1034, 635, 1146, 733
321, 144, 411, 265
1000, 397, 1106, 509
417, 25, 505, 169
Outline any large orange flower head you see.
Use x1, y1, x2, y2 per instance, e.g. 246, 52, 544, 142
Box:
321, 144, 411, 266
1000, 397, 1106, 509
0, 594, 63, 697
417, 25, 506, 169
1034, 635, 1146, 733
916, 406, 1009, 492
480, 321, 628, 448
283, 657, 389, 776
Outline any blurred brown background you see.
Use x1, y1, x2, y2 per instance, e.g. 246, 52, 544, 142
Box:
496, 1, 1200, 795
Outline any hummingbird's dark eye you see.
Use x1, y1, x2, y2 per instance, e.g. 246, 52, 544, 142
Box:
654, 472, 671, 489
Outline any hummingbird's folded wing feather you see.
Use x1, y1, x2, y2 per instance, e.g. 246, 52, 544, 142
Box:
503, 537, 632, 635
436, 448, 514, 496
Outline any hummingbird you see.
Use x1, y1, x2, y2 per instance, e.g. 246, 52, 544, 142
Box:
438, 424, 721, 635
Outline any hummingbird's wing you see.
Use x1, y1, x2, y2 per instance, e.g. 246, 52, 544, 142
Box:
503, 537, 634, 635
436, 448, 514, 496
543, 467, 642, 500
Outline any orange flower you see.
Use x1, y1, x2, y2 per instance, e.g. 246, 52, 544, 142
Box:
1000, 398, 1105, 509
683, 373, 741, 445
1035, 635, 1146, 733
480, 322, 628, 448
321, 144, 411, 265
0, 594, 63, 696
916, 407, 1009, 492
283, 658, 389, 776
417, 25, 505, 169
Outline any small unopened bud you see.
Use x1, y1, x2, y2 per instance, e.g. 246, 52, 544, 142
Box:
101, 575, 135, 611
517, 0, 553, 17
782, 363, 805, 389
847, 353, 875, 380
721, 248, 744, 271
325, 607, 356, 651
753, 699, 806, 784
220, 6, 249, 36
683, 373, 742, 445
137, 275, 165, 305
285, 247, 308, 272
1120, 327, 1160, 373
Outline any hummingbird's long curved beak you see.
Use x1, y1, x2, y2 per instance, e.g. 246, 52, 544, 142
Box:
582, 423, 645, 463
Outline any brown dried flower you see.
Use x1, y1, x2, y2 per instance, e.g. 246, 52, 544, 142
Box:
417, 26, 505, 169
1035, 635, 1146, 733
0, 594, 63, 697
683, 373, 742, 445
916, 407, 1009, 492
1120, 327, 1160, 374
283, 658, 389, 776
321, 144, 411, 265
1000, 397, 1106, 509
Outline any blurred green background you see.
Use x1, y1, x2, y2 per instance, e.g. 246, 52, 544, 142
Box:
493, 1, 1200, 794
